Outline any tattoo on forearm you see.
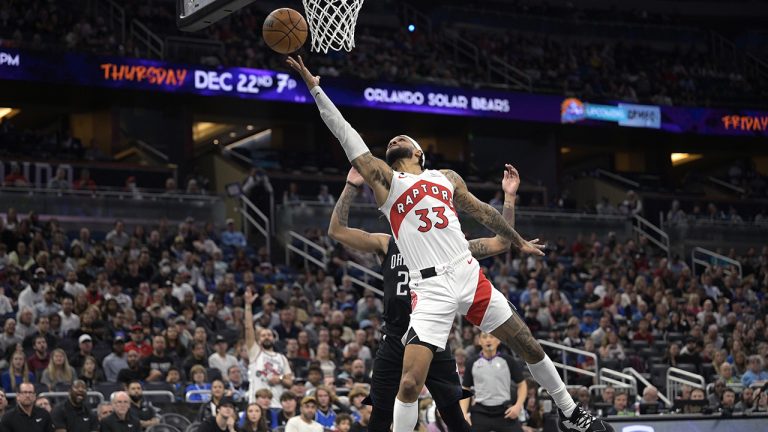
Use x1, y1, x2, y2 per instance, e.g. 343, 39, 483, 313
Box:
468, 239, 491, 260
352, 153, 391, 189
503, 202, 515, 228
334, 185, 357, 227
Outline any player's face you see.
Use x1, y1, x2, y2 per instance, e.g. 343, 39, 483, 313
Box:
385, 136, 416, 166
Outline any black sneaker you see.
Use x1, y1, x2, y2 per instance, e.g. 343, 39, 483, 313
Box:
558, 407, 614, 432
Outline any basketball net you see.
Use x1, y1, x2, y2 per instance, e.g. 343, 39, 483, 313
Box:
302, 0, 364, 53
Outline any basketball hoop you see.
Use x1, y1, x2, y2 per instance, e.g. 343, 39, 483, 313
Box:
302, 0, 364, 53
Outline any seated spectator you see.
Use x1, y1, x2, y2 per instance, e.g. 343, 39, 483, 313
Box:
598, 331, 626, 362
641, 385, 664, 411
26, 335, 50, 376
240, 401, 270, 432
40, 348, 76, 389
226, 365, 248, 401
47, 167, 71, 190
1, 351, 34, 393
336, 413, 353, 432
742, 355, 768, 388
274, 392, 298, 428
34, 396, 52, 413
78, 355, 104, 388
708, 380, 726, 408
186, 365, 212, 403
221, 219, 247, 249
209, 335, 239, 379
735, 387, 755, 412
116, 350, 149, 385
606, 390, 634, 416
720, 388, 737, 413
197, 378, 228, 423
183, 342, 210, 378
73, 168, 96, 191
142, 335, 174, 381
719, 362, 739, 384
313, 385, 340, 428
127, 381, 159, 429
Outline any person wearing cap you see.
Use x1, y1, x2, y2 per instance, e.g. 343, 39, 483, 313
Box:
70, 333, 95, 369
124, 325, 152, 358
198, 396, 238, 432
285, 396, 323, 432
33, 286, 61, 318
221, 219, 246, 249
209, 335, 239, 379
103, 337, 129, 382
18, 267, 47, 312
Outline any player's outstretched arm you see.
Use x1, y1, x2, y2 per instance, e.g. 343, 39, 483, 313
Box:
328, 168, 390, 254
286, 56, 392, 204
441, 169, 544, 256
243, 287, 259, 353
468, 164, 539, 259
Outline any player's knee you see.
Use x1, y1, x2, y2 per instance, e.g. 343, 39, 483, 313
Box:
398, 372, 422, 401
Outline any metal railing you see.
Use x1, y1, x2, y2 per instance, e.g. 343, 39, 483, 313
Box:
633, 214, 671, 258
486, 55, 533, 92
537, 339, 598, 385
40, 391, 105, 405
239, 194, 271, 255
691, 246, 742, 279
165, 36, 225, 64
711, 31, 768, 81
595, 169, 640, 189
598, 368, 638, 397
142, 390, 176, 403
130, 19, 164, 59
185, 389, 212, 403
285, 230, 328, 270
623, 367, 673, 408
708, 176, 745, 195
666, 367, 705, 402
98, 0, 126, 44
445, 30, 481, 70
344, 261, 384, 297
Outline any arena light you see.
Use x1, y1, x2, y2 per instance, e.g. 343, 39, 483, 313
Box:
670, 153, 702, 166
407, 24, 415, 32
0, 107, 20, 120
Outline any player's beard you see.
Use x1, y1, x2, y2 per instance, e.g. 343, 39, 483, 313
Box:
261, 340, 274, 350
385, 146, 413, 167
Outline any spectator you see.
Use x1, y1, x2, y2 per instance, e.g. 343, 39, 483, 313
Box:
209, 335, 239, 379
226, 365, 248, 401
221, 219, 247, 249
70, 333, 95, 369
0, 382, 52, 432
735, 387, 755, 412
183, 342, 211, 378
126, 381, 159, 429
40, 348, 76, 389
47, 167, 71, 190
73, 169, 97, 191
285, 395, 323, 432
335, 413, 353, 432
244, 289, 294, 408
708, 380, 726, 408
606, 390, 634, 416
4, 163, 30, 188
186, 365, 212, 403
34, 397, 52, 413
58, 296, 81, 336
0, 389, 8, 418
317, 185, 335, 205
100, 391, 141, 432
125, 325, 152, 358
96, 402, 114, 422
313, 386, 339, 428
2, 351, 34, 393
116, 350, 148, 385
34, 287, 62, 318
241, 401, 270, 432
105, 221, 130, 251
720, 388, 737, 413
350, 403, 371, 432
0, 319, 21, 353
742, 355, 768, 388
103, 337, 129, 383
18, 268, 46, 312
641, 385, 664, 411
26, 335, 50, 375
79, 355, 104, 388
198, 378, 228, 423
283, 183, 301, 205
719, 362, 739, 384
142, 335, 174, 381
51, 380, 98, 432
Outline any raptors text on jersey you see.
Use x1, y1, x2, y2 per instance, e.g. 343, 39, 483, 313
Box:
379, 170, 469, 271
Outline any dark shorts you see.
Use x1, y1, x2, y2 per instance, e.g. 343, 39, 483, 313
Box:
369, 332, 464, 413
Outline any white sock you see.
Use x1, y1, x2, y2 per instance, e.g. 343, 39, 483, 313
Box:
392, 398, 418, 432
528, 356, 577, 417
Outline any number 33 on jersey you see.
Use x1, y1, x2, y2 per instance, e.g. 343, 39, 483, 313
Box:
379, 170, 470, 271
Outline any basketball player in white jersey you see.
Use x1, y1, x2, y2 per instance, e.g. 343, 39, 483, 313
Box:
288, 56, 612, 432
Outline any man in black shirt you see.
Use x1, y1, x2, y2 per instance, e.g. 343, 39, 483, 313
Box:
0, 382, 53, 432
126, 381, 159, 429
52, 380, 98, 432
198, 396, 237, 432
327, 167, 520, 432
100, 392, 140, 432
116, 351, 148, 385
142, 335, 174, 381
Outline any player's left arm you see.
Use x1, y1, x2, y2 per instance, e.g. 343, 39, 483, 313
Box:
467, 165, 539, 260
442, 169, 543, 256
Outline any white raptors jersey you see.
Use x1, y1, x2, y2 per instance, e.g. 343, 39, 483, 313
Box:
379, 169, 469, 270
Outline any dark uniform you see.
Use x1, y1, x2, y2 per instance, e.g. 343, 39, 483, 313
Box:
99, 412, 141, 432
367, 239, 466, 432
51, 398, 98, 432
128, 399, 157, 425
463, 353, 526, 432
0, 406, 53, 432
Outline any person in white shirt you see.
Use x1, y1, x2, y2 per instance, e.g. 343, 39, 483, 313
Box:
208, 335, 239, 379
58, 297, 80, 336
104, 284, 132, 311
63, 271, 87, 298
244, 289, 293, 408
18, 268, 46, 312
286, 396, 324, 432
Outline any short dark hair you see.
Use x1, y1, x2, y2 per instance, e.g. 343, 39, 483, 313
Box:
280, 392, 296, 402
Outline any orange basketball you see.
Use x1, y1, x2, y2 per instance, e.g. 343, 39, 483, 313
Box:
263, 8, 308, 54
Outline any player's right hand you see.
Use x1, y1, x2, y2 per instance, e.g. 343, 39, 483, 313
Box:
286, 55, 320, 90
346, 167, 364, 187
501, 164, 520, 196
244, 286, 258, 305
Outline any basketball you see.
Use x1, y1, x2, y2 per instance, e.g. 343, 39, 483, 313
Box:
263, 8, 308, 54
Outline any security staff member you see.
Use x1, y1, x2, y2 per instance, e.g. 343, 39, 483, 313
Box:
52, 380, 98, 432
0, 382, 53, 432
100, 392, 141, 432
461, 333, 528, 432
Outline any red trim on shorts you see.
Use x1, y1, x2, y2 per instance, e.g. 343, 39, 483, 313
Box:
410, 290, 418, 311
466, 269, 491, 326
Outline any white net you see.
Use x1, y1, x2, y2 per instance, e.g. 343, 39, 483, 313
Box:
302, 0, 365, 53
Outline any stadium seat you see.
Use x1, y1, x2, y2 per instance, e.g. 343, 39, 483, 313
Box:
95, 382, 124, 400
161, 413, 192, 431
666, 333, 684, 343
676, 363, 698, 374
185, 423, 200, 432
146, 425, 181, 432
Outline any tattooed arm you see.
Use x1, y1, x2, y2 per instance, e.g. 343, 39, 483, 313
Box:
328, 168, 390, 254
468, 164, 522, 260
442, 169, 544, 256
287, 56, 392, 205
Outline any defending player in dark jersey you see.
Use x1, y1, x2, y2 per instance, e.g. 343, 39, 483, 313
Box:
328, 165, 525, 432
